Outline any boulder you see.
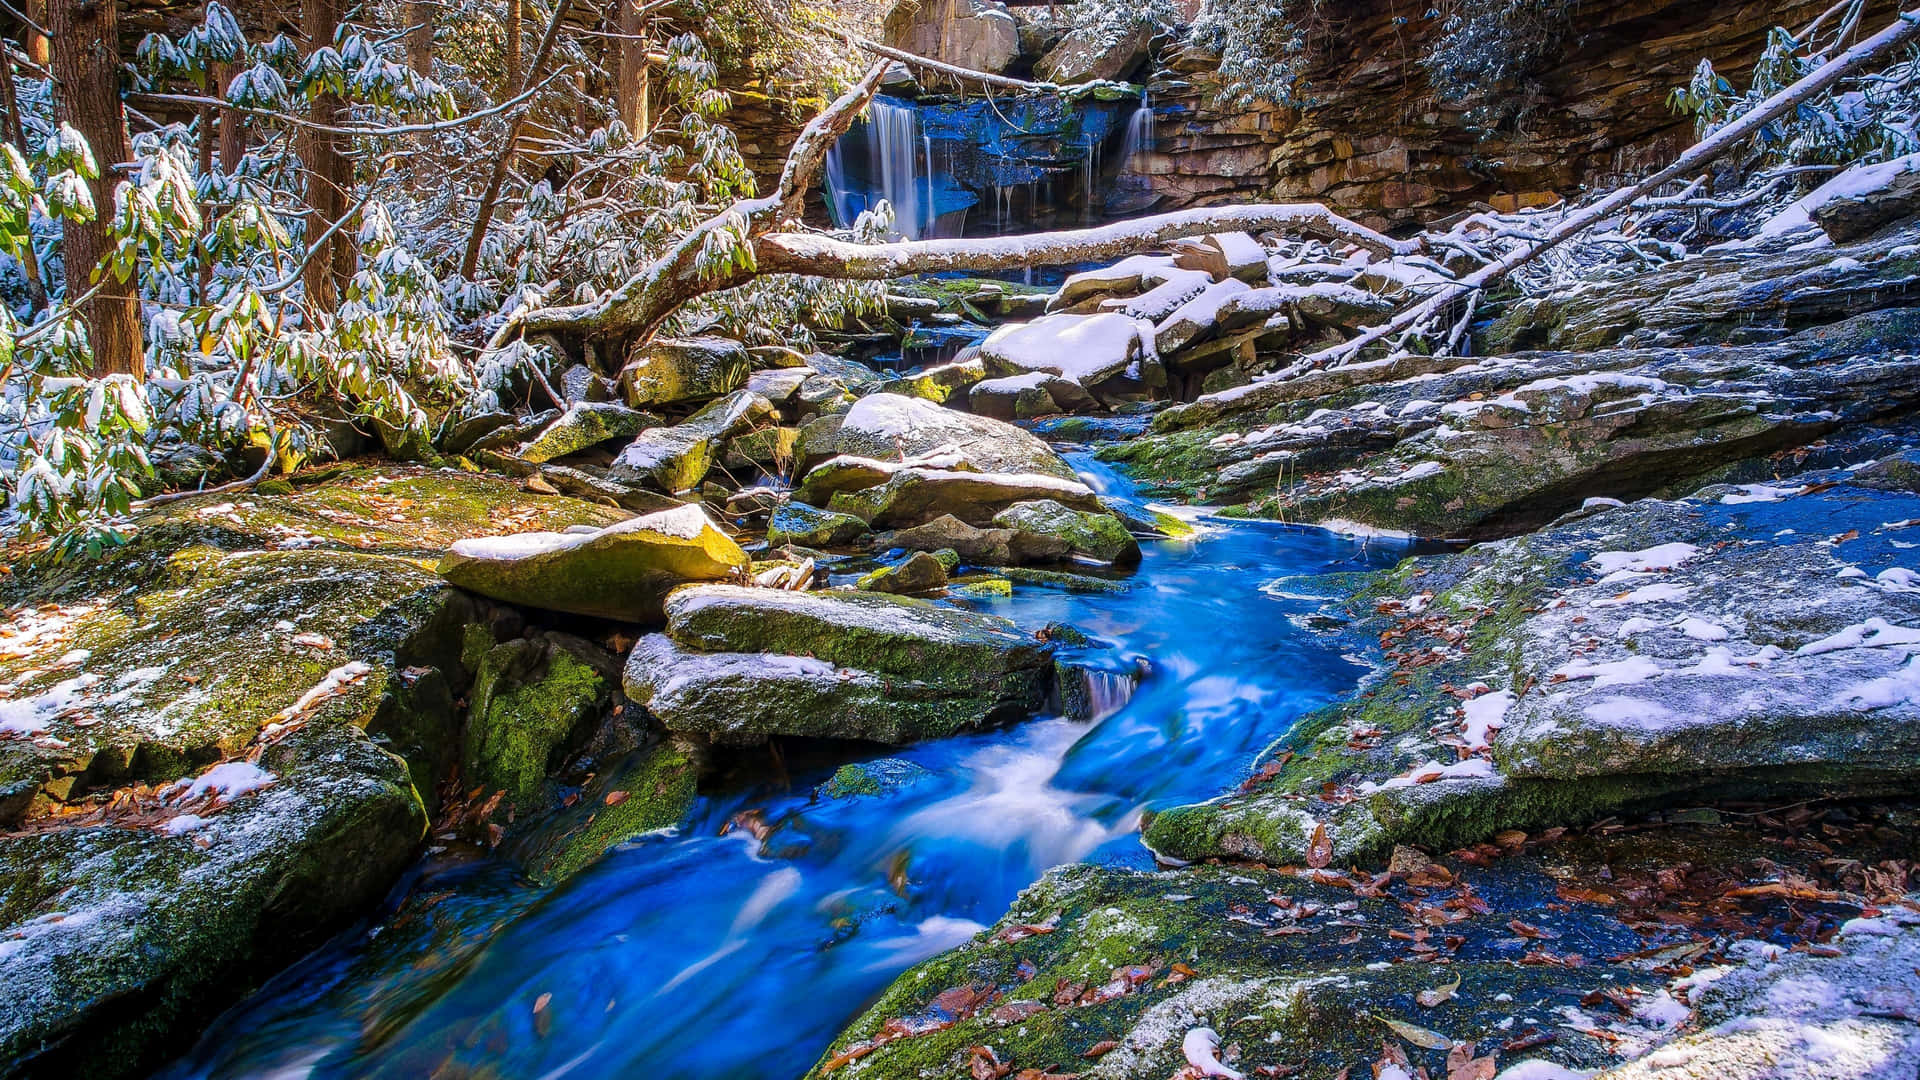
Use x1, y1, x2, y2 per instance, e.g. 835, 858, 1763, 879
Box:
0, 468, 626, 1079
622, 585, 1054, 743
968, 372, 1096, 420
608, 390, 777, 491
830, 467, 1106, 529
887, 514, 1072, 566
801, 393, 1080, 480
875, 357, 986, 404
767, 501, 870, 548
856, 551, 949, 594
1154, 277, 1253, 355
515, 402, 654, 464
992, 499, 1142, 566
1812, 152, 1920, 242
438, 504, 748, 622
1035, 18, 1151, 83
882, 0, 1018, 77
980, 313, 1151, 391
1168, 231, 1271, 282
618, 335, 749, 409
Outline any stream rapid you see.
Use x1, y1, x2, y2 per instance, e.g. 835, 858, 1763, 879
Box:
157, 455, 1417, 1080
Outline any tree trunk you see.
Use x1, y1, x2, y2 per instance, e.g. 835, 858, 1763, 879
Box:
503, 0, 521, 79
24, 0, 48, 66
300, 0, 354, 313
458, 0, 573, 280
213, 59, 245, 169
0, 50, 46, 312
47, 0, 144, 379
615, 0, 646, 135
406, 0, 434, 77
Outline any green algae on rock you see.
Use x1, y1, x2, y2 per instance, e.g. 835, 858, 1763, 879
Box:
992, 499, 1142, 566
463, 633, 620, 808
437, 504, 748, 622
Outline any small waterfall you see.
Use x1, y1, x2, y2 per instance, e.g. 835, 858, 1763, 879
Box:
1120, 92, 1154, 172
1058, 661, 1145, 722
824, 143, 857, 229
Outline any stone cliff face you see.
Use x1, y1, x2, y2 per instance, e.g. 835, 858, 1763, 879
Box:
1140, 0, 1880, 228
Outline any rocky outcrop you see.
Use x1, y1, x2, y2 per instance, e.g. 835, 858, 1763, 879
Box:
0, 468, 629, 1079
1144, 457, 1920, 868
622, 585, 1056, 743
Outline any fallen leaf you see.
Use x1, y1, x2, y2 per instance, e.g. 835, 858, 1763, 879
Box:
1307, 823, 1333, 869
1445, 1042, 1497, 1080
1377, 1014, 1451, 1050
604, 790, 630, 806
1416, 974, 1461, 1008
1082, 1041, 1119, 1060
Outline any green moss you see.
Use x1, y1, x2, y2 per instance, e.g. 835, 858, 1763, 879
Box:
464, 639, 613, 807
518, 740, 701, 884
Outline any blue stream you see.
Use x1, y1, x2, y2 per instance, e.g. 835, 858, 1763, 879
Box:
158, 457, 1416, 1080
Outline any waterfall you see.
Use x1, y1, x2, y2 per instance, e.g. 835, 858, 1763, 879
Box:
824, 142, 857, 229
1120, 92, 1154, 173
1060, 662, 1145, 722
870, 97, 924, 239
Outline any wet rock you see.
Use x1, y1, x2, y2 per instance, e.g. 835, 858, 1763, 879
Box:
856, 551, 949, 594
767, 501, 870, 548
992, 499, 1142, 566
800, 393, 1081, 480
618, 336, 749, 410
0, 468, 624, 1079
440, 409, 517, 455
1814, 155, 1920, 242
623, 585, 1054, 743
746, 366, 815, 408
886, 513, 1073, 566
515, 402, 654, 464
820, 758, 934, 799
1145, 469, 1920, 867
438, 504, 749, 622
971, 372, 1101, 421
608, 390, 778, 492
506, 737, 702, 885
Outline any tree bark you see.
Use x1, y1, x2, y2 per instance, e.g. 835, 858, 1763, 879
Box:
0, 49, 46, 312
406, 0, 434, 77
503, 0, 521, 79
24, 0, 48, 66
300, 0, 354, 313
615, 0, 646, 135
213, 59, 245, 169
458, 0, 573, 280
47, 0, 144, 378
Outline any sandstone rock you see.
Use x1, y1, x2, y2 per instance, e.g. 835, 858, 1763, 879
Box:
968, 372, 1096, 420
978, 313, 1154, 402
882, 0, 1018, 77
622, 585, 1053, 743
438, 504, 748, 621
1035, 18, 1151, 83
992, 499, 1142, 566
1811, 152, 1920, 242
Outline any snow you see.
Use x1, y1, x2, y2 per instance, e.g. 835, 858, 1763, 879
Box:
1677, 617, 1730, 641
1492, 1061, 1596, 1080
1795, 618, 1920, 656
1722, 483, 1805, 504
1590, 582, 1691, 607
0, 674, 102, 736
1461, 690, 1514, 750
1583, 497, 1626, 509
1392, 461, 1445, 483
1589, 543, 1699, 576
979, 312, 1153, 383
1839, 655, 1920, 709
1875, 567, 1920, 592
1553, 655, 1663, 686
1617, 617, 1660, 638
1513, 372, 1673, 398
1749, 151, 1920, 242
161, 814, 209, 836
1153, 276, 1249, 329
183, 761, 277, 801
449, 529, 591, 560
1583, 697, 1680, 729
1358, 756, 1496, 793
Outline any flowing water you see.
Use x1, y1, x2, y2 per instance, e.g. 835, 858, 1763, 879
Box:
158, 456, 1418, 1080
824, 97, 927, 239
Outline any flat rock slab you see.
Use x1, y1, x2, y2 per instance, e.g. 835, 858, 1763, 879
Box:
438, 504, 748, 622
829, 468, 1106, 530
1145, 459, 1920, 868
802, 394, 1081, 480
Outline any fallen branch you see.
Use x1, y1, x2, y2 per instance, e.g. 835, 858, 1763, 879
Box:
1291, 6, 1920, 373
845, 34, 1056, 93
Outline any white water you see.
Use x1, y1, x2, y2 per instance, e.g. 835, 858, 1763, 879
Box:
1120, 93, 1154, 174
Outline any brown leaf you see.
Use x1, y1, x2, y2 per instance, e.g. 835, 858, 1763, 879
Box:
1082, 1041, 1119, 1060
604, 790, 630, 806
1377, 1015, 1451, 1050
1416, 975, 1461, 1008
1445, 1042, 1497, 1080
1306, 822, 1333, 870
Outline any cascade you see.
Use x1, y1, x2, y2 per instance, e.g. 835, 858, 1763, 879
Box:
1120, 91, 1154, 172
870, 97, 925, 239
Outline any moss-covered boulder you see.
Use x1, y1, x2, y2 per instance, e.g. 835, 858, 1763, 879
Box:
608, 390, 777, 492
856, 551, 949, 594
875, 358, 986, 404
0, 467, 619, 1079
463, 632, 619, 809
993, 499, 1142, 566
885, 514, 1074, 566
622, 585, 1055, 743
515, 402, 655, 464
437, 504, 748, 622
504, 736, 703, 885
768, 501, 870, 548
618, 335, 749, 409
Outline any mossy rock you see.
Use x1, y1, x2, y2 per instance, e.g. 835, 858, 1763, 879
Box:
992, 499, 1142, 566
463, 633, 619, 809
618, 335, 750, 409
509, 737, 703, 884
856, 552, 949, 595
769, 501, 871, 548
